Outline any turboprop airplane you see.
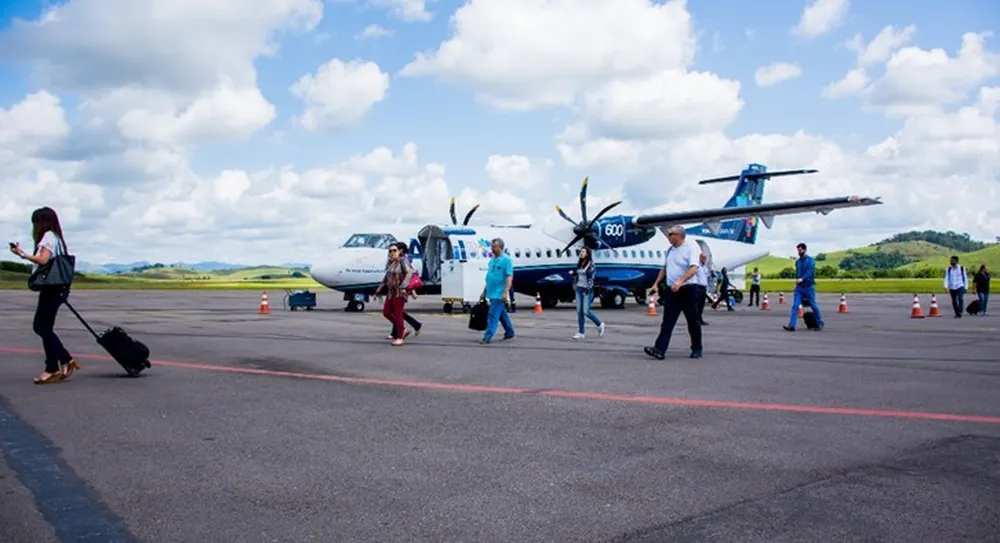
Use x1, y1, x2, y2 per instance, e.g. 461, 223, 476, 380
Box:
309, 163, 883, 312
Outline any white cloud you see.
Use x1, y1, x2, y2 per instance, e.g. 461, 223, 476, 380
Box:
865, 32, 1000, 117
0, 0, 323, 95
0, 90, 70, 164
290, 58, 390, 131
754, 62, 803, 87
791, 0, 849, 39
368, 0, 432, 22
399, 0, 696, 110
484, 155, 554, 191
357, 24, 393, 39
825, 28, 1000, 117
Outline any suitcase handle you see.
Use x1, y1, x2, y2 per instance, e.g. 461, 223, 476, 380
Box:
63, 300, 101, 341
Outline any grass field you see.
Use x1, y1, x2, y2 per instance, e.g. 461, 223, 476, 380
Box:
0, 270, 321, 291
748, 242, 999, 277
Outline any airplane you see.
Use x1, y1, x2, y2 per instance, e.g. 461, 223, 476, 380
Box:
309, 163, 883, 312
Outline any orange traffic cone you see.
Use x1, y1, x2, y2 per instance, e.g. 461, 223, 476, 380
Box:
647, 295, 657, 316
928, 294, 941, 317
778, 292, 785, 304
259, 291, 270, 314
761, 293, 770, 310
797, 304, 804, 318
533, 292, 543, 314
910, 294, 924, 319
838, 294, 849, 313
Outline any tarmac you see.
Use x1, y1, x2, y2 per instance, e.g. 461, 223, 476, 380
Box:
0, 289, 998, 542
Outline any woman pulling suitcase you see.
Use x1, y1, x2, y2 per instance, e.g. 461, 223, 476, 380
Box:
8, 207, 81, 384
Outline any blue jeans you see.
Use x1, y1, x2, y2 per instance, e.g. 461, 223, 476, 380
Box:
484, 298, 515, 342
949, 288, 965, 317
575, 287, 603, 334
788, 286, 823, 328
978, 291, 989, 314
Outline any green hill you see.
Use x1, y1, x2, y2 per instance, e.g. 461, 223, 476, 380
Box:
900, 245, 1000, 274
748, 239, 998, 280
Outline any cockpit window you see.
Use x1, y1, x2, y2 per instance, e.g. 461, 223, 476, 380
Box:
341, 233, 397, 249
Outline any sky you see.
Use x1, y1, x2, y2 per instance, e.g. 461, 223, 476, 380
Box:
0, 0, 998, 266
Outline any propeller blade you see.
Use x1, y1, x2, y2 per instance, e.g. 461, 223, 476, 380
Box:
561, 233, 584, 254
589, 200, 622, 225
579, 177, 589, 223
449, 197, 457, 225
555, 205, 578, 226
462, 204, 480, 226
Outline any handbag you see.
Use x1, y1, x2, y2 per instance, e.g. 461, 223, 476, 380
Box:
408, 273, 423, 290
28, 235, 75, 292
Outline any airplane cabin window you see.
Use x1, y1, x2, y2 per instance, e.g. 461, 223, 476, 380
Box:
535, 249, 542, 257
342, 233, 397, 249
515, 249, 521, 257
546, 249, 552, 258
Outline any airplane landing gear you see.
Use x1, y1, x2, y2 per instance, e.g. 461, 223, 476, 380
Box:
346, 300, 365, 312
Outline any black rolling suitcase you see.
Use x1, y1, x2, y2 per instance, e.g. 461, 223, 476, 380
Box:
64, 301, 151, 377
802, 310, 820, 330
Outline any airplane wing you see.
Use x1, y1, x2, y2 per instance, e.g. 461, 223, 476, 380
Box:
634, 195, 883, 235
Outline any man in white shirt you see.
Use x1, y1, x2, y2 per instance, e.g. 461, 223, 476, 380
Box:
645, 226, 703, 360
944, 255, 967, 318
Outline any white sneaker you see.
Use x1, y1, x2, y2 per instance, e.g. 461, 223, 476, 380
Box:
598, 323, 606, 336
572, 333, 585, 339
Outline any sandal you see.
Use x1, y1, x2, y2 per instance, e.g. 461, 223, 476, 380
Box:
33, 371, 64, 385
61, 359, 81, 379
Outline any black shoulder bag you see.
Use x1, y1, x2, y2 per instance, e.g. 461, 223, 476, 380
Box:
28, 235, 76, 292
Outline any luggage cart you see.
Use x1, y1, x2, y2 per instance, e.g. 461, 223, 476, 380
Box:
283, 289, 317, 311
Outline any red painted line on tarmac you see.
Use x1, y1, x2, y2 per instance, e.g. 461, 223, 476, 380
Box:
4, 346, 1000, 424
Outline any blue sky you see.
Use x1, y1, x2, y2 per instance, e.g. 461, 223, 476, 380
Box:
1, 0, 998, 263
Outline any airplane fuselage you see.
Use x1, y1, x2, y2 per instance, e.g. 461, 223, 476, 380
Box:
310, 224, 768, 311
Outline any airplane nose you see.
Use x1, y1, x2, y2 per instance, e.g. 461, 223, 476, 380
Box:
309, 260, 343, 286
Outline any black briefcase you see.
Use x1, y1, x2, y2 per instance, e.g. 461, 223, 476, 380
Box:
65, 301, 151, 377
468, 301, 488, 331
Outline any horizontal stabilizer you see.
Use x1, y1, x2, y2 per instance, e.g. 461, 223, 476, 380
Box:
698, 169, 818, 185
635, 195, 882, 229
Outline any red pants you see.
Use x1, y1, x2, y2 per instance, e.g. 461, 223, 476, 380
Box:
383, 296, 406, 339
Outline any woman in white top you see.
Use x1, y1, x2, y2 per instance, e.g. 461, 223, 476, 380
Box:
9, 207, 80, 384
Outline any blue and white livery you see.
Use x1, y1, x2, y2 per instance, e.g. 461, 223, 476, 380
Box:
310, 164, 883, 312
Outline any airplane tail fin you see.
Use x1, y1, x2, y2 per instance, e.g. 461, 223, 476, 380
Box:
685, 163, 817, 245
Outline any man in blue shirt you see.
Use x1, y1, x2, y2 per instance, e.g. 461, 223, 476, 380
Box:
644, 226, 703, 359
479, 237, 515, 344
784, 242, 824, 331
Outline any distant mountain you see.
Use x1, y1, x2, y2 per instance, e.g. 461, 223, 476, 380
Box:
76, 260, 310, 275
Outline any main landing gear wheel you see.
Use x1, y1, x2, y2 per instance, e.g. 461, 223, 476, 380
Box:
600, 291, 626, 309
346, 300, 365, 312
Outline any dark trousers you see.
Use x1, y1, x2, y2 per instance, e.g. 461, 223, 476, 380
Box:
34, 289, 73, 373
391, 311, 422, 336
653, 284, 702, 354
382, 297, 407, 339
949, 288, 965, 317
748, 284, 760, 306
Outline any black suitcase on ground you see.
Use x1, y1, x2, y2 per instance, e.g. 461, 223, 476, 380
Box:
65, 301, 151, 377
802, 310, 820, 330
967, 299, 981, 315
468, 301, 488, 331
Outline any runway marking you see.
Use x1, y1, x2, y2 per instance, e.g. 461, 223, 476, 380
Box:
3, 346, 1000, 425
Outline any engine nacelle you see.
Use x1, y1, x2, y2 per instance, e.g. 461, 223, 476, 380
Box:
590, 215, 658, 249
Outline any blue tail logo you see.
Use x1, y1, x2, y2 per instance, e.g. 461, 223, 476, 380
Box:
684, 163, 816, 245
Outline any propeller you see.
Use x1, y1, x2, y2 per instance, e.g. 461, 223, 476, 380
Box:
555, 177, 622, 253
449, 197, 480, 226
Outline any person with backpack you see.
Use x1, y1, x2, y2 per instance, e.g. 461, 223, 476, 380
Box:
8, 207, 81, 384
568, 246, 605, 339
972, 264, 990, 316
944, 256, 967, 318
